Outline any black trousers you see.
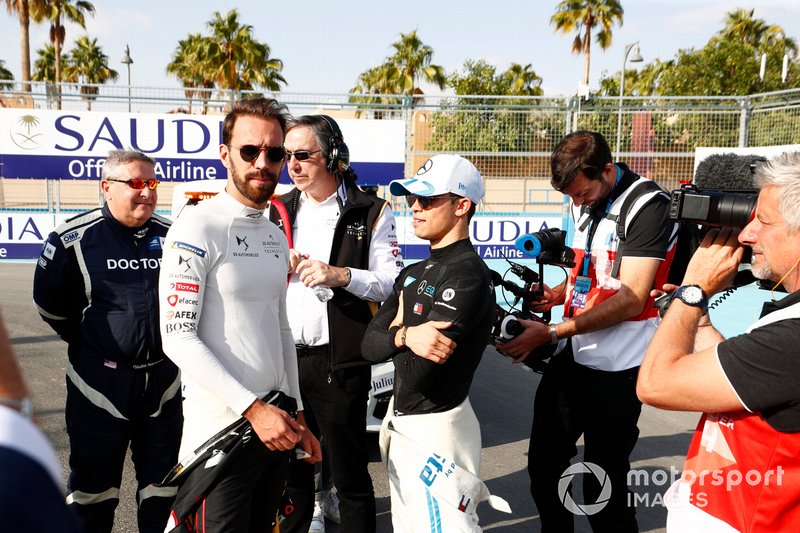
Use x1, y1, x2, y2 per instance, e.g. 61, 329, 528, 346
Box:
65, 360, 182, 533
190, 437, 292, 533
528, 346, 642, 533
280, 352, 376, 533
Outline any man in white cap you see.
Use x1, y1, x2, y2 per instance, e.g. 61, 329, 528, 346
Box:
361, 155, 503, 532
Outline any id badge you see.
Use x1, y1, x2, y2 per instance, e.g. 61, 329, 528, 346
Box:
570, 275, 592, 310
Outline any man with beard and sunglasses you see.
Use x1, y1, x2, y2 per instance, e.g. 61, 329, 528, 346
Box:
269, 115, 402, 533
159, 98, 321, 532
33, 149, 182, 533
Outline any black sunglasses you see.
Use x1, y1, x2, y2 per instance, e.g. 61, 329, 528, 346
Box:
106, 178, 159, 190
405, 194, 460, 209
285, 149, 322, 162
230, 145, 286, 164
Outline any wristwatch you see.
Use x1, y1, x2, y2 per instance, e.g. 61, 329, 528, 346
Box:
674, 285, 709, 314
548, 324, 560, 345
0, 396, 33, 419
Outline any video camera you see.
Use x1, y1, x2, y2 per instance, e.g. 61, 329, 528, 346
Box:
670, 153, 763, 228
669, 185, 758, 228
491, 228, 575, 371
655, 154, 769, 315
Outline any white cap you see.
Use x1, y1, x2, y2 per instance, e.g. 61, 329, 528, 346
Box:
390, 155, 484, 204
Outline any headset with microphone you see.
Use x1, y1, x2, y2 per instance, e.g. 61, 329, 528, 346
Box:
317, 115, 350, 175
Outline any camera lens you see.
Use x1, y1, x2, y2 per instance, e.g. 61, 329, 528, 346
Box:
711, 194, 757, 228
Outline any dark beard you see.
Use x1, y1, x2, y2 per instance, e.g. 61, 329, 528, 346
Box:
230, 165, 278, 206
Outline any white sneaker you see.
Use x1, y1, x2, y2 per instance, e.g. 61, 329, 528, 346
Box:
320, 490, 341, 525
309, 502, 325, 533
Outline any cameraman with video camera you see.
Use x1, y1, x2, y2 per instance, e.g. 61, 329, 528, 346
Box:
637, 152, 800, 531
499, 130, 676, 532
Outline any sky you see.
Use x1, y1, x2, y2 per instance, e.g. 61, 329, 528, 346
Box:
1, 0, 799, 97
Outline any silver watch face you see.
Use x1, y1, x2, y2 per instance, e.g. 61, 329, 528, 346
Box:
680, 286, 704, 305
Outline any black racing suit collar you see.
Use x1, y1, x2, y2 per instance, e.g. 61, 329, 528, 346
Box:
429, 238, 474, 261
102, 203, 151, 240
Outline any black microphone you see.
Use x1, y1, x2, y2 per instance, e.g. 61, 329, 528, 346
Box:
694, 153, 765, 190
490, 270, 529, 299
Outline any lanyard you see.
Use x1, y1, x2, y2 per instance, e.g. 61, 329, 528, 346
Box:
580, 165, 622, 277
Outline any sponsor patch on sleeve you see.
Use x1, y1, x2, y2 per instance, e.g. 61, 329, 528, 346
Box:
171, 241, 207, 257
43, 242, 56, 260
148, 236, 165, 250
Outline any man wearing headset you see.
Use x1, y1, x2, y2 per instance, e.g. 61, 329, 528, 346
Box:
269, 115, 402, 533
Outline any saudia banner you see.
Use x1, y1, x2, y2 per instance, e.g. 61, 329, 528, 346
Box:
0, 212, 564, 261
0, 109, 405, 184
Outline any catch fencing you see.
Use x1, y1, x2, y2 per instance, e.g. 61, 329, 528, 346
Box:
1, 82, 800, 215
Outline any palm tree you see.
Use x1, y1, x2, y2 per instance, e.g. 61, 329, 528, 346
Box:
31, 43, 64, 81
166, 33, 216, 113
385, 29, 446, 95
31, 0, 95, 108
719, 8, 797, 56
203, 9, 286, 92
349, 64, 404, 118
3, 0, 46, 91
720, 9, 768, 47
500, 63, 543, 96
63, 35, 117, 110
551, 0, 624, 87
0, 58, 14, 90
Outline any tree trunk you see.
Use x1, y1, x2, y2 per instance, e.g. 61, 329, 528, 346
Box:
54, 18, 63, 110
19, 0, 32, 92
582, 32, 592, 87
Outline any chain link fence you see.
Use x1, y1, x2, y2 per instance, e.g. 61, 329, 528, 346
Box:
2, 83, 800, 214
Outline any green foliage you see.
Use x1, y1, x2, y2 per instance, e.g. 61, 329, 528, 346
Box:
30, 0, 95, 87
0, 58, 14, 89
598, 9, 800, 97
589, 8, 800, 155
446, 59, 543, 100
426, 59, 556, 156
551, 0, 624, 86
31, 43, 65, 81
348, 29, 445, 116
167, 9, 286, 95
62, 35, 117, 110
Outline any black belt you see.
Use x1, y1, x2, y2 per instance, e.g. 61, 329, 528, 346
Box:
294, 344, 329, 357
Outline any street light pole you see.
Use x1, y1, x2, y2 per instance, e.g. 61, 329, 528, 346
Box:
615, 42, 643, 160
121, 44, 133, 113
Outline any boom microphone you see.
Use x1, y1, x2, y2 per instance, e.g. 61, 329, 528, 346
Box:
694, 153, 765, 189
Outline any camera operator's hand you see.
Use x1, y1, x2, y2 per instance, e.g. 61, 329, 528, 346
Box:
496, 318, 550, 363
681, 228, 744, 296
650, 283, 678, 300
528, 283, 564, 313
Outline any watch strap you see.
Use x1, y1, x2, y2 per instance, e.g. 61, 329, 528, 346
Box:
549, 324, 559, 345
674, 285, 709, 314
